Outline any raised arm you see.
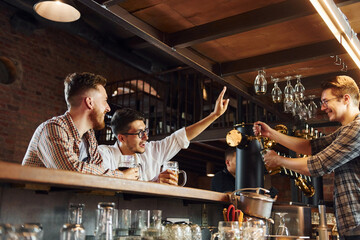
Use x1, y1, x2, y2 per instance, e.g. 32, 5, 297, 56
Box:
253, 121, 312, 155
185, 86, 230, 141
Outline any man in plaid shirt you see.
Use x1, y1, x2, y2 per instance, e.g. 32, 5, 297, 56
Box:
254, 76, 360, 239
22, 72, 132, 179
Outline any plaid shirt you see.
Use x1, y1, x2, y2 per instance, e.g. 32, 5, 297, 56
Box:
308, 114, 360, 236
22, 112, 122, 178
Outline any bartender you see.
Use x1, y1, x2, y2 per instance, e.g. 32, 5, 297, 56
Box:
211, 147, 236, 192
253, 75, 360, 240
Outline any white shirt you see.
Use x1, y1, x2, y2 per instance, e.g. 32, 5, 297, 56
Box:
98, 127, 190, 181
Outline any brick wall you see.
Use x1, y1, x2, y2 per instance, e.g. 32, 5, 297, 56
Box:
0, 4, 141, 163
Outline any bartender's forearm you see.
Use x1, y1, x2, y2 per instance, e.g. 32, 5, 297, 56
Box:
269, 129, 312, 155
279, 156, 311, 176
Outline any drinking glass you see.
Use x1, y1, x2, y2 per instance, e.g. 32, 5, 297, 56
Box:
294, 75, 305, 101
271, 77, 282, 103
308, 95, 318, 118
116, 209, 131, 237
14, 223, 44, 240
140, 210, 162, 238
130, 210, 148, 236
162, 161, 187, 186
211, 221, 241, 240
190, 223, 202, 240
0, 224, 16, 240
60, 224, 86, 240
162, 223, 183, 240
254, 70, 267, 95
242, 220, 266, 240
61, 203, 86, 240
275, 213, 289, 236
299, 102, 309, 121
283, 76, 294, 99
283, 77, 294, 113
118, 155, 137, 171
95, 202, 116, 240
292, 97, 302, 117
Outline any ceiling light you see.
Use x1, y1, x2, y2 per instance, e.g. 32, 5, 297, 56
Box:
310, 0, 360, 69
33, 1, 81, 23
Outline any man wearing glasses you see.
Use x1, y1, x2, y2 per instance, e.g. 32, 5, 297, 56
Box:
99, 87, 229, 184
253, 76, 360, 239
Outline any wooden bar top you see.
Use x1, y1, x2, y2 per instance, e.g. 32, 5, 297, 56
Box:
0, 161, 230, 203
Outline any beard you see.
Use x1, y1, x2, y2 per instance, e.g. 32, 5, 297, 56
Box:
90, 109, 106, 130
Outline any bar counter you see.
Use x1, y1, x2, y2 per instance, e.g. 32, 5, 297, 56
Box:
0, 161, 229, 203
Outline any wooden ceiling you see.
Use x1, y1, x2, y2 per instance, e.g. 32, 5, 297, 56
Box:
81, 0, 360, 102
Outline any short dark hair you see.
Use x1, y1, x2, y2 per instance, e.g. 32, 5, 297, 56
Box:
225, 147, 236, 159
110, 108, 145, 136
64, 72, 107, 108
321, 75, 360, 106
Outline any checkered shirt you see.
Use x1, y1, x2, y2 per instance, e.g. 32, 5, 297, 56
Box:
308, 115, 360, 236
22, 112, 122, 178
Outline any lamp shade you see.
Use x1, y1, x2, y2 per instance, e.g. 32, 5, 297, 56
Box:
34, 1, 80, 23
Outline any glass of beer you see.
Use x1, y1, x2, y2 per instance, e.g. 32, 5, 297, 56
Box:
162, 161, 187, 186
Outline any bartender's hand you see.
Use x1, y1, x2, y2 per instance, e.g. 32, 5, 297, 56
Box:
158, 169, 178, 185
253, 121, 273, 138
263, 150, 282, 169
121, 167, 139, 180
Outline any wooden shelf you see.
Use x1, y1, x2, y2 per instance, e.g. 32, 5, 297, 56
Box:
0, 161, 230, 203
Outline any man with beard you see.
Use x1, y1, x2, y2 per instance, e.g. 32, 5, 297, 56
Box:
22, 72, 132, 179
254, 76, 360, 239
99, 87, 229, 184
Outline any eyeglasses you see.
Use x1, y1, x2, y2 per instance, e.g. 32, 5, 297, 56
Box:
320, 97, 338, 107
122, 128, 149, 139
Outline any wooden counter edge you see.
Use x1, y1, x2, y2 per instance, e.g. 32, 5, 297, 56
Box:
0, 161, 229, 203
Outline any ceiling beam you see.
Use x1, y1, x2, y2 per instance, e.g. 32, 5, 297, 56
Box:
214, 39, 345, 76
167, 0, 355, 48
77, 0, 286, 117
168, 0, 315, 48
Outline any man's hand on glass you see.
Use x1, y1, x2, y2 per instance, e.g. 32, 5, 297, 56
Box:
158, 169, 178, 185
120, 167, 139, 180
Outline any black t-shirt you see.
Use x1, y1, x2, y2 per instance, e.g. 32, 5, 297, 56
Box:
211, 168, 235, 193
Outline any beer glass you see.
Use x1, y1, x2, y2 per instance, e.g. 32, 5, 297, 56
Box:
211, 221, 241, 240
118, 155, 137, 171
162, 161, 187, 186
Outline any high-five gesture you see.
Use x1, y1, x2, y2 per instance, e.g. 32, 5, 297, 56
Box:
213, 86, 230, 117
185, 86, 229, 141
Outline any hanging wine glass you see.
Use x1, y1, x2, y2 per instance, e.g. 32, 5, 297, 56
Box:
294, 75, 305, 101
254, 70, 267, 95
283, 76, 294, 113
299, 102, 309, 121
307, 95, 318, 119
292, 97, 302, 117
271, 77, 282, 103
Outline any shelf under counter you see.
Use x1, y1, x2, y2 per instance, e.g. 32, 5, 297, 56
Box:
0, 161, 230, 203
